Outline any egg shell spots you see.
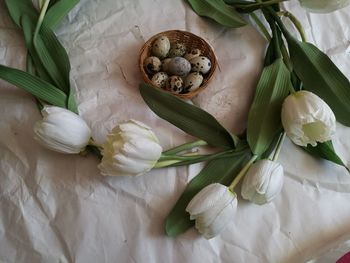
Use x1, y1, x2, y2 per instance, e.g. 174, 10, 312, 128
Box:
152, 36, 170, 59
143, 56, 161, 74
184, 72, 203, 92
151, 72, 169, 88
190, 56, 211, 74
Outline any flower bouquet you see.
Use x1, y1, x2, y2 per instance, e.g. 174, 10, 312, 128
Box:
1, 0, 349, 240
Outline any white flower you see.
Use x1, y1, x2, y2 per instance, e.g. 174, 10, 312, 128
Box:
299, 0, 350, 13
281, 91, 336, 147
34, 106, 91, 154
186, 183, 237, 239
241, 160, 284, 205
98, 120, 162, 176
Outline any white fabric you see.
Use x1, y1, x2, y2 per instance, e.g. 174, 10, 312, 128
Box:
0, 0, 350, 262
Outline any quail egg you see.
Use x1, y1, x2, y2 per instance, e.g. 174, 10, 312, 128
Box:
190, 56, 212, 74
143, 56, 161, 74
166, 76, 184, 94
168, 57, 191, 77
183, 72, 203, 93
184, 48, 201, 61
151, 72, 169, 88
152, 36, 170, 59
161, 58, 172, 72
168, 43, 187, 58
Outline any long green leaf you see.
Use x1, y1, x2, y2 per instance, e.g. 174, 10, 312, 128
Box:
187, 0, 247, 28
247, 58, 291, 155
165, 144, 250, 237
285, 37, 350, 126
21, 15, 54, 83
140, 83, 237, 149
44, 0, 80, 29
0, 65, 67, 108
4, 0, 37, 27
303, 141, 349, 171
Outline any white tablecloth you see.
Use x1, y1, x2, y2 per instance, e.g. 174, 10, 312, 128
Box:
0, 0, 350, 262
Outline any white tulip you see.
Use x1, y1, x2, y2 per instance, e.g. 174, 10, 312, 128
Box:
186, 183, 237, 239
299, 0, 350, 13
241, 160, 284, 205
33, 106, 91, 154
98, 120, 162, 177
281, 91, 336, 147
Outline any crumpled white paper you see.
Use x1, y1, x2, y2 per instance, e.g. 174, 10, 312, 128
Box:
0, 0, 349, 262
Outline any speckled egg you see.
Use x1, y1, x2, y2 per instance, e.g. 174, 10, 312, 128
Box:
143, 56, 161, 74
168, 57, 191, 77
183, 72, 203, 93
168, 43, 187, 58
161, 58, 172, 72
166, 76, 184, 93
190, 56, 212, 74
184, 48, 201, 61
152, 36, 170, 59
151, 72, 168, 88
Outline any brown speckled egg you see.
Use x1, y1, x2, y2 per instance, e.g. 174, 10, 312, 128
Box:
151, 72, 169, 88
168, 43, 187, 58
184, 48, 201, 61
166, 76, 184, 94
143, 56, 161, 74
183, 72, 203, 93
152, 36, 170, 59
190, 56, 211, 74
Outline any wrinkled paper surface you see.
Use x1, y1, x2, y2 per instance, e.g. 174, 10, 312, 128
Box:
0, 0, 350, 262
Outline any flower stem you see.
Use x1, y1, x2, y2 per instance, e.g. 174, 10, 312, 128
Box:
162, 140, 207, 155
277, 11, 306, 42
155, 149, 235, 168
271, 132, 286, 161
88, 139, 103, 150
34, 0, 50, 41
228, 155, 258, 192
249, 12, 271, 41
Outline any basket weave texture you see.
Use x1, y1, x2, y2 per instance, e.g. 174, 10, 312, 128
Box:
139, 30, 217, 99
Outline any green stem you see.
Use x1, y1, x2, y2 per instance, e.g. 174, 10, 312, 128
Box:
34, 0, 50, 41
277, 11, 306, 42
155, 149, 235, 168
271, 132, 286, 161
265, 6, 292, 40
249, 12, 271, 41
228, 155, 258, 192
163, 140, 208, 155
88, 139, 103, 150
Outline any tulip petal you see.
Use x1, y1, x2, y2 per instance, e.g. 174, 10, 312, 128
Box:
186, 183, 232, 215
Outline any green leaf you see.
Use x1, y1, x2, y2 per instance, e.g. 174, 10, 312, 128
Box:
33, 33, 70, 93
165, 144, 250, 237
21, 15, 54, 83
286, 38, 350, 126
302, 141, 349, 171
4, 0, 37, 27
44, 0, 80, 29
247, 58, 291, 155
0, 65, 67, 108
187, 0, 247, 28
139, 83, 237, 149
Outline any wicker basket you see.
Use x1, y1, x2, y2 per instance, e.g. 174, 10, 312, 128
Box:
139, 30, 217, 99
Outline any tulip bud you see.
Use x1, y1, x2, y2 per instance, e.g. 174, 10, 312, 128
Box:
299, 0, 349, 13
33, 106, 91, 154
281, 91, 336, 147
98, 120, 162, 176
241, 160, 284, 205
186, 183, 237, 239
